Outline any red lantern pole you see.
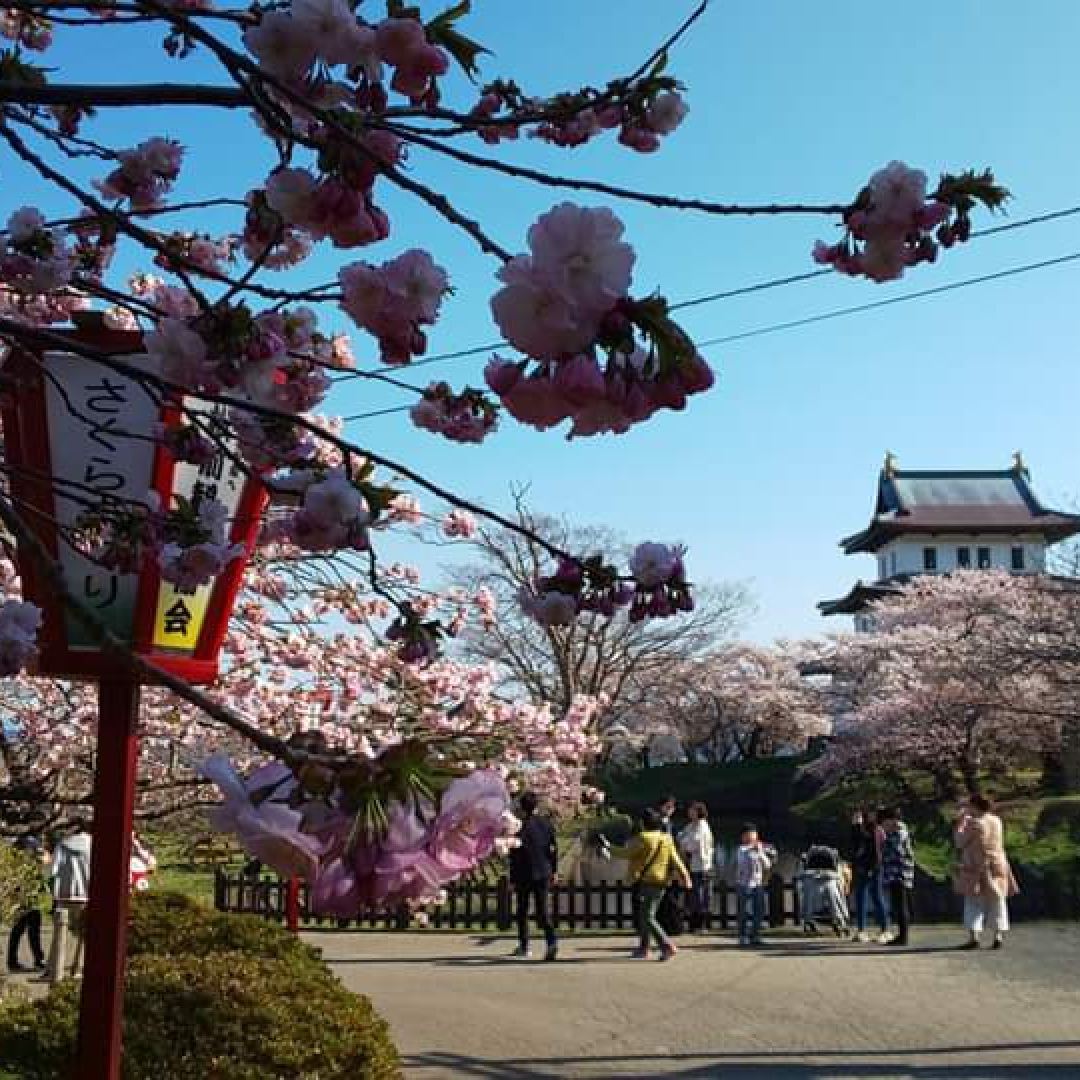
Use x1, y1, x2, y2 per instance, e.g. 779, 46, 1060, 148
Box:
74, 678, 141, 1080
286, 876, 301, 935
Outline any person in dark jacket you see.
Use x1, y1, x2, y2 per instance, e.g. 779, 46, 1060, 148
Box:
508, 792, 558, 961
849, 809, 888, 943
7, 835, 47, 972
881, 807, 916, 947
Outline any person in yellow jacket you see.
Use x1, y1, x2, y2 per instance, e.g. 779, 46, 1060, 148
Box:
613, 808, 692, 960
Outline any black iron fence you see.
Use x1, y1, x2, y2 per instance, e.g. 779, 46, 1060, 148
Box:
214, 867, 1080, 931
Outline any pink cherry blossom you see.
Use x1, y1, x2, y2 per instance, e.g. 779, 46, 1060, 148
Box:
96, 138, 183, 211
0, 600, 41, 675
244, 11, 317, 79
144, 317, 210, 389
200, 752, 322, 879
440, 510, 476, 539
160, 540, 244, 590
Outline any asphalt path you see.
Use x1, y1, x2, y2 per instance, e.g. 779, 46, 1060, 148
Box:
317, 923, 1080, 1080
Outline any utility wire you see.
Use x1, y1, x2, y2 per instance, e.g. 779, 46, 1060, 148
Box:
342, 247, 1080, 423
693, 249, 1080, 349
337, 205, 1080, 422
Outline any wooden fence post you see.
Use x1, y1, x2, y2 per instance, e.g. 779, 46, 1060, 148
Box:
768, 875, 785, 928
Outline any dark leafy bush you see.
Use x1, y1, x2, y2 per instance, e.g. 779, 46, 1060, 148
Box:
1036, 798, 1080, 841
0, 894, 402, 1080
128, 891, 323, 968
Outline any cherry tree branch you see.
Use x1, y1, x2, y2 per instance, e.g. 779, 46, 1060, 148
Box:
0, 82, 249, 108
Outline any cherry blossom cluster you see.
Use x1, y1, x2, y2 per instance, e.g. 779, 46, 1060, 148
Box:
520, 542, 692, 628
410, 382, 498, 444
159, 493, 244, 590
470, 70, 688, 154
627, 541, 693, 621
264, 465, 373, 553
385, 602, 445, 664
0, 8, 52, 51
519, 555, 632, 627
145, 302, 332, 423
128, 271, 199, 318
76, 495, 162, 576
339, 249, 449, 366
0, 599, 41, 676
95, 137, 184, 211
75, 486, 242, 590
0, 211, 116, 323
153, 230, 235, 278
241, 191, 314, 270
0, 207, 74, 295
243, 2, 460, 108
260, 158, 396, 251
0, 550, 602, 826
158, 422, 218, 468
813, 162, 1010, 283
486, 203, 714, 437
202, 747, 516, 915
440, 509, 477, 540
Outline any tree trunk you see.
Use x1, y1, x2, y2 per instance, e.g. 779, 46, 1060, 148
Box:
1040, 750, 1066, 796
959, 760, 980, 797
1060, 721, 1080, 795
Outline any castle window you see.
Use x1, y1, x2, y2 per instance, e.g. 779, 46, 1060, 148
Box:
977, 547, 992, 569
1011, 546, 1025, 571
956, 546, 971, 569
922, 547, 938, 571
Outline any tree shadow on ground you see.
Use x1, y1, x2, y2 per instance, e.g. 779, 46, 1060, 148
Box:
403, 1046, 1080, 1080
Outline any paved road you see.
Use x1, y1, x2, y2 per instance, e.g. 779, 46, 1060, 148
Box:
318, 924, 1080, 1080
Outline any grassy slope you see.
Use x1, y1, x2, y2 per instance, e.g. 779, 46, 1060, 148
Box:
142, 827, 239, 906
794, 781, 1080, 883
604, 760, 1080, 885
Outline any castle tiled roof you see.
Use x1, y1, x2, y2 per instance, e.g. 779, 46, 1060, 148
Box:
840, 456, 1080, 554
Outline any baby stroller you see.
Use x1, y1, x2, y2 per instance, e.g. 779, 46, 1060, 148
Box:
797, 844, 850, 938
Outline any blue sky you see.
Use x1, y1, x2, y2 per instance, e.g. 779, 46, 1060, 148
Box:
17, 1, 1080, 640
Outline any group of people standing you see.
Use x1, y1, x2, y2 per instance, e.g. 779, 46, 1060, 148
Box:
848, 796, 1017, 949
7, 821, 156, 980
506, 790, 1019, 962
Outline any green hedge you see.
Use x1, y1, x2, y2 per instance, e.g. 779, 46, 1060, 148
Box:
127, 891, 324, 968
0, 893, 402, 1080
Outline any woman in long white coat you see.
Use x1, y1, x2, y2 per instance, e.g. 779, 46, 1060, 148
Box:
953, 794, 1018, 950
677, 801, 715, 931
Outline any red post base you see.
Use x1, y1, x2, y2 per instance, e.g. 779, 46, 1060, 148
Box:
73, 679, 141, 1080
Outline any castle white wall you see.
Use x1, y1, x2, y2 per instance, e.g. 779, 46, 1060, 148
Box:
873, 533, 1047, 581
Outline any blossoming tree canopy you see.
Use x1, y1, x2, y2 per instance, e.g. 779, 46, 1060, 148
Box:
0, 0, 1007, 909
810, 571, 1079, 798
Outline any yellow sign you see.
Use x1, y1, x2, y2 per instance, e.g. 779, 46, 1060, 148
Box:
152, 583, 211, 651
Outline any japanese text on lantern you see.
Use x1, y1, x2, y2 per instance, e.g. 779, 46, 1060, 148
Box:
43, 352, 158, 648
151, 402, 245, 652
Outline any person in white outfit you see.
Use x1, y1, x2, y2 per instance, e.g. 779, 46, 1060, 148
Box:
48, 820, 92, 982
953, 795, 1018, 950
129, 832, 158, 893
677, 802, 715, 932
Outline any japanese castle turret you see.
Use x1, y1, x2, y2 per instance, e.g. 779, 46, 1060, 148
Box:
819, 453, 1080, 632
